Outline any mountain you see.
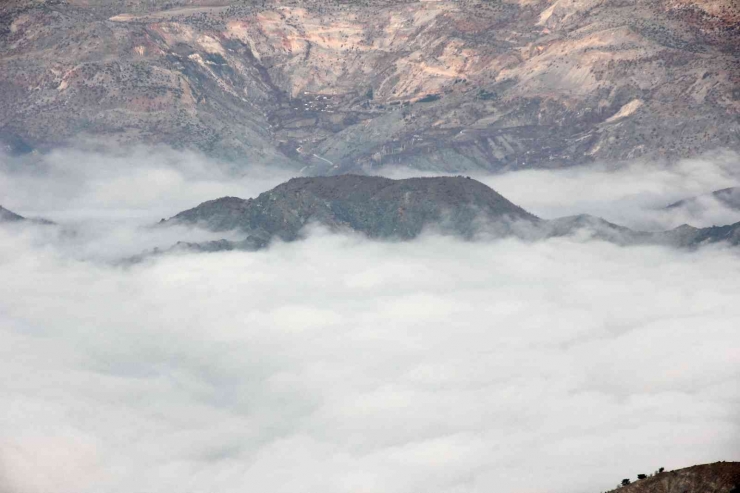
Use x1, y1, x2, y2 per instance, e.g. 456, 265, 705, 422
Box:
666, 187, 740, 211
1, 0, 738, 171
165, 174, 539, 245
160, 175, 740, 252
660, 221, 740, 247
609, 462, 739, 493
0, 205, 26, 222
0, 205, 54, 225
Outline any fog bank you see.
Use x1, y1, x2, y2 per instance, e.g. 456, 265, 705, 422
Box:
1, 228, 738, 493
382, 151, 740, 231
1, 147, 739, 493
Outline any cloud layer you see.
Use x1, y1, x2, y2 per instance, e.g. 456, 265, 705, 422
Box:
383, 151, 740, 231
2, 230, 739, 493
0, 146, 295, 222
1, 149, 739, 493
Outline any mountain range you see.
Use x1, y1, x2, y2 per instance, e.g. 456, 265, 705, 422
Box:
5, 176, 739, 253
1, 0, 739, 172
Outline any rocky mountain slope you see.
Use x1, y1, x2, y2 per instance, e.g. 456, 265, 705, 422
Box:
608, 462, 739, 493
161, 175, 740, 251
1, 0, 739, 171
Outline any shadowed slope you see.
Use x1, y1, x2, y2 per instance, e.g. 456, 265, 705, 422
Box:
0, 205, 25, 222
0, 205, 54, 225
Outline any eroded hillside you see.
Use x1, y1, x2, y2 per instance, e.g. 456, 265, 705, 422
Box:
1, 0, 738, 171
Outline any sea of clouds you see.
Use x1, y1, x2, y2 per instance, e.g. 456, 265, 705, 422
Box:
1, 148, 739, 493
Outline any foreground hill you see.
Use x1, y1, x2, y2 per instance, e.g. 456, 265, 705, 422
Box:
609, 462, 739, 493
161, 175, 740, 252
1, 0, 739, 171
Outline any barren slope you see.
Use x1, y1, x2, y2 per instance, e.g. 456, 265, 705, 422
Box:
608, 462, 740, 493
1, 0, 738, 171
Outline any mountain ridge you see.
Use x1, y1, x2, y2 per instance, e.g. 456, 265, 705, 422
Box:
0, 205, 25, 222
666, 187, 740, 211
159, 175, 740, 252
0, 204, 54, 225
2, 0, 738, 171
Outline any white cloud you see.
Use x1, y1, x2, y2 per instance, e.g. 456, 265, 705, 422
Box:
0, 228, 738, 493
1, 147, 739, 493
0, 146, 296, 222
381, 151, 740, 231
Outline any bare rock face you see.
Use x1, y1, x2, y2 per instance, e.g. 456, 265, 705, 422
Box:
1, 0, 739, 170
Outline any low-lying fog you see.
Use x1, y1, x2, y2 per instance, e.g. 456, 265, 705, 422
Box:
1, 148, 739, 493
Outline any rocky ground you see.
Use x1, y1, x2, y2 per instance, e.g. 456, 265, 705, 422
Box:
1, 0, 739, 172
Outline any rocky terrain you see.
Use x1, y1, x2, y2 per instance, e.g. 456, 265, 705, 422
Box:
608, 462, 740, 493
1, 0, 739, 172
160, 174, 740, 251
